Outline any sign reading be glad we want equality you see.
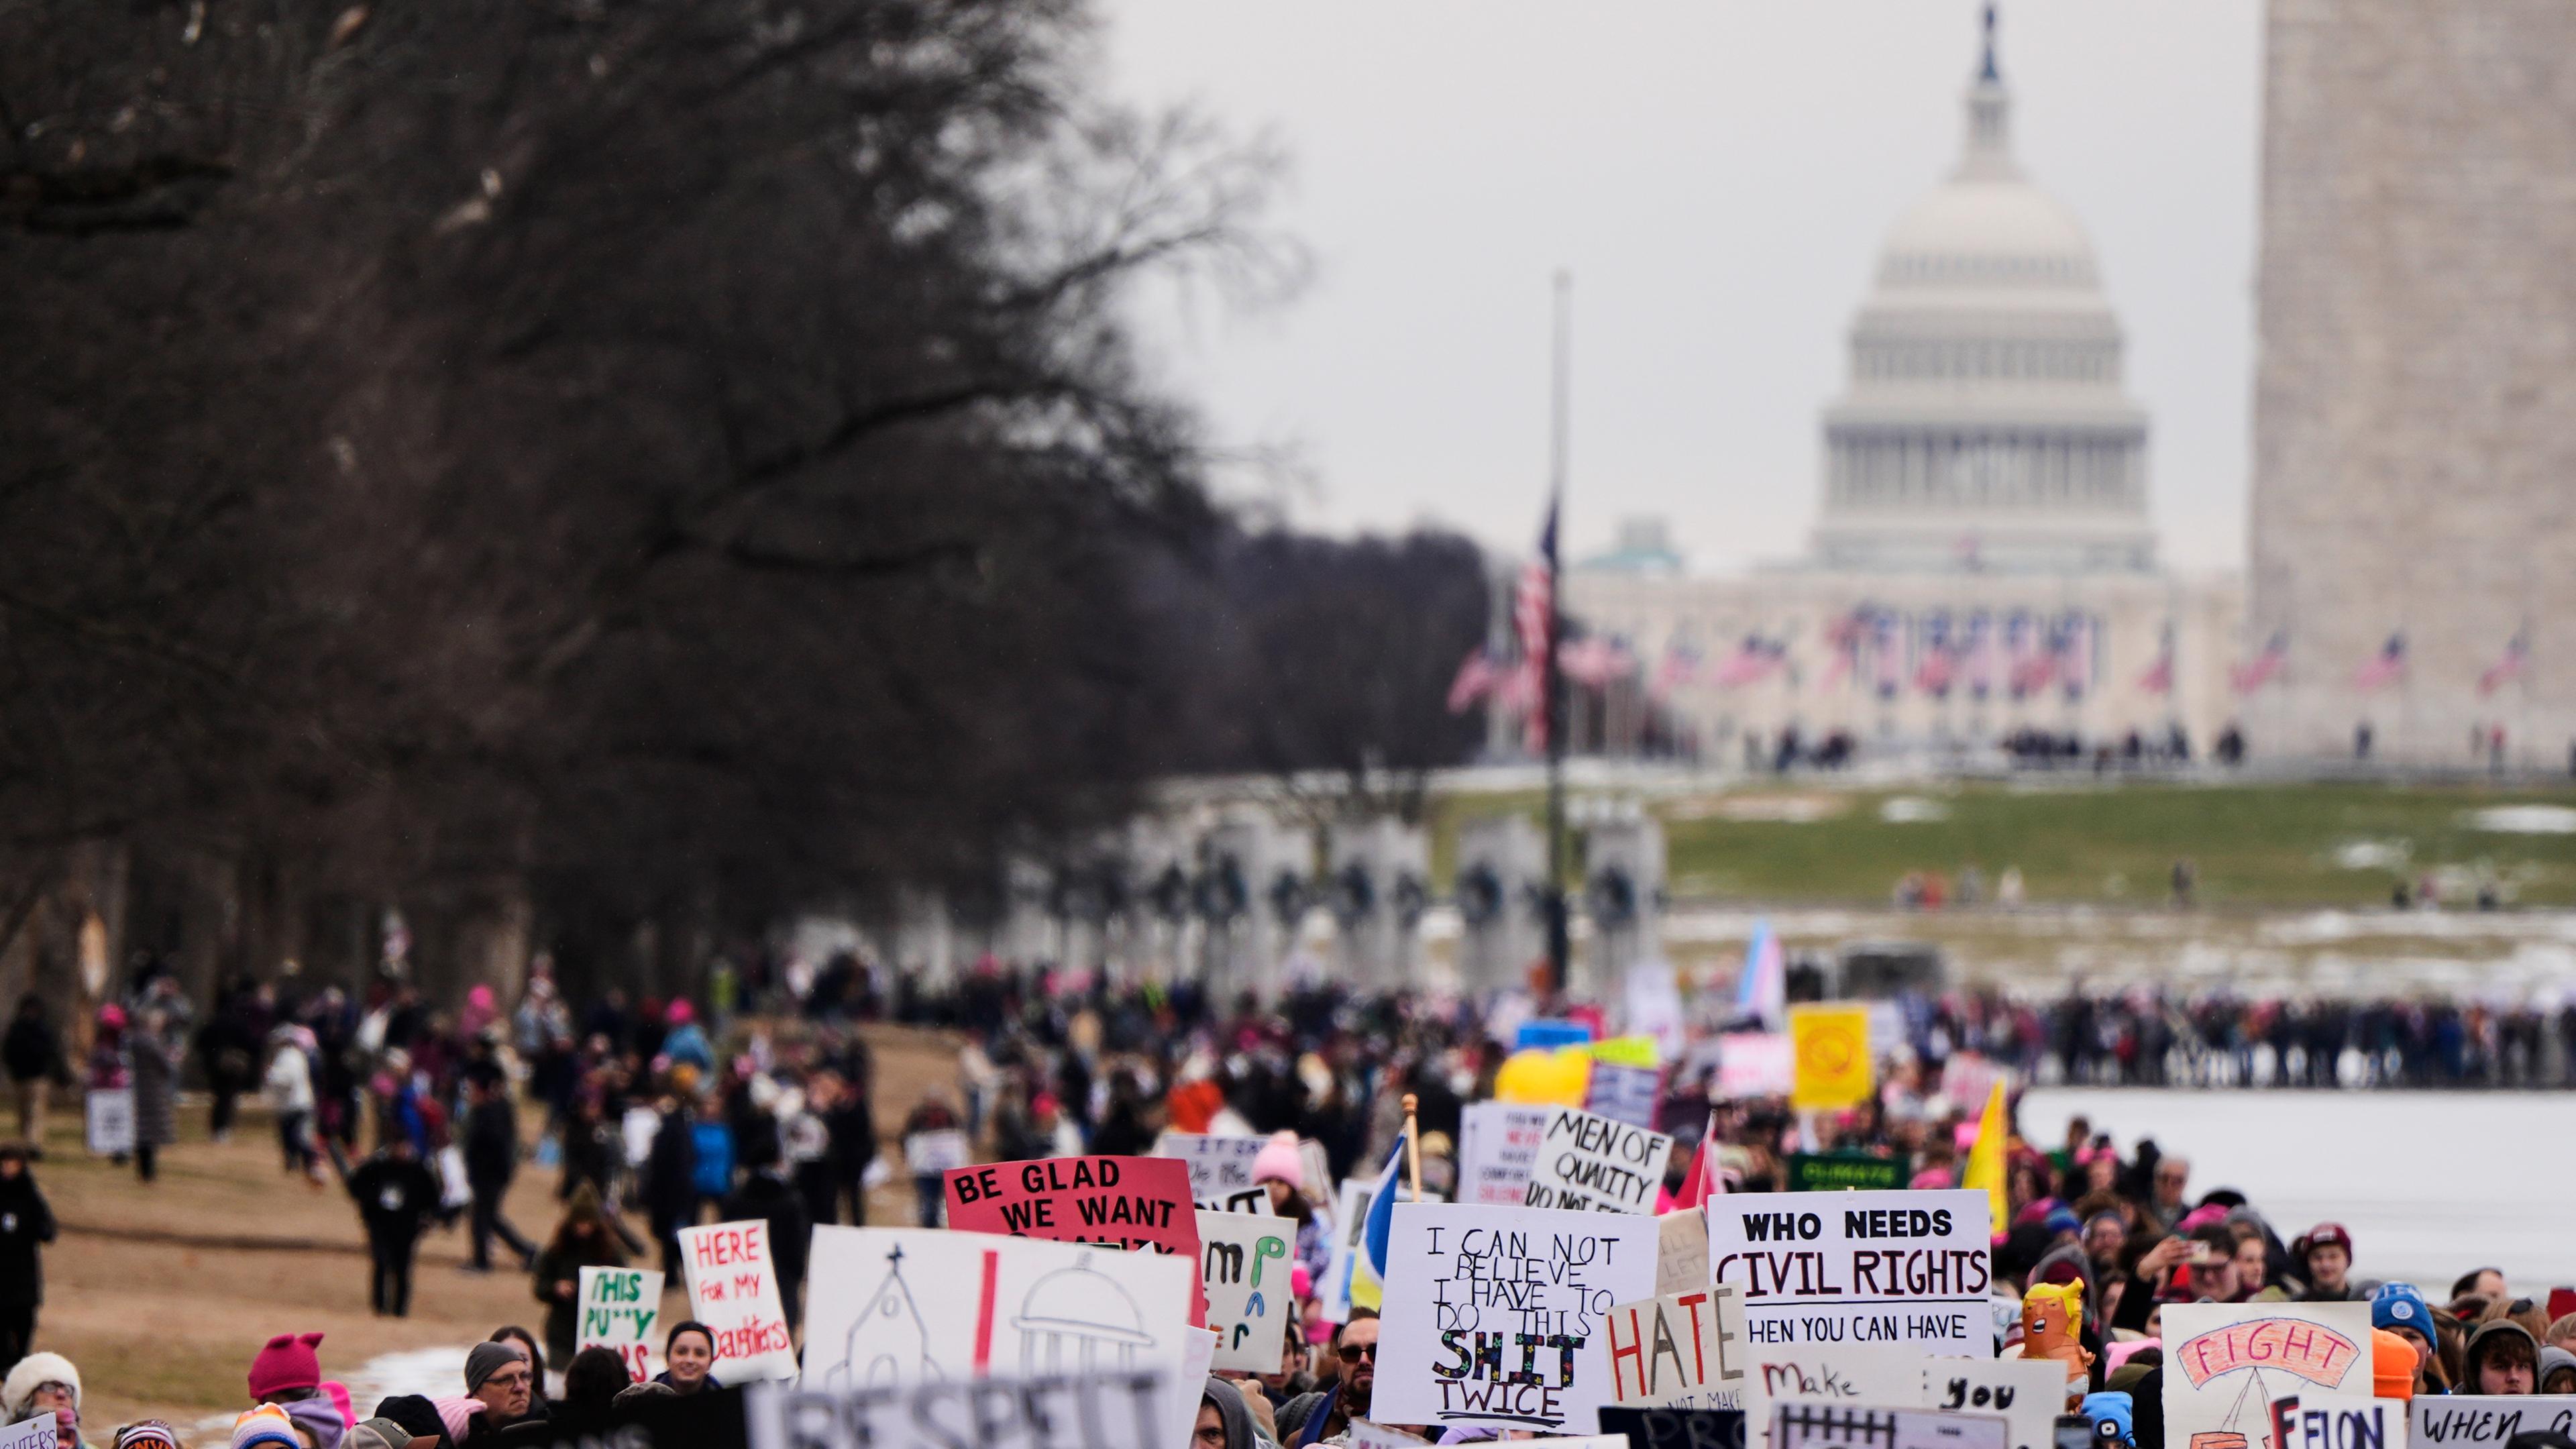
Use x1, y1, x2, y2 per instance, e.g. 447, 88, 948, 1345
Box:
1705, 1189, 1991, 1352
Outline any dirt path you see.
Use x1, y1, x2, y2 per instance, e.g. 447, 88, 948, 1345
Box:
32, 1022, 962, 1431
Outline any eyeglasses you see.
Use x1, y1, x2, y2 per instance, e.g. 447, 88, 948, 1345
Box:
1342, 1343, 1378, 1360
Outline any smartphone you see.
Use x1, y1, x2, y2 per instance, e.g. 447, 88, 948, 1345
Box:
2056, 1416, 2097, 1449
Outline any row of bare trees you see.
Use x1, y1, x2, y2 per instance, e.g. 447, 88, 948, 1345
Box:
0, 0, 1486, 1002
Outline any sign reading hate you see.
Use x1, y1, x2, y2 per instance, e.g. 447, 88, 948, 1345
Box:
1372, 1202, 1660, 1435
1525, 1106, 1673, 1214
576, 1266, 665, 1383
678, 1221, 798, 1381
1604, 1286, 1750, 1411
1707, 1190, 1990, 1352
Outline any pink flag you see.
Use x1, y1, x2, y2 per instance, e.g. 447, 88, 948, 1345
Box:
1446, 650, 1497, 714
2354, 633, 2408, 691
2479, 630, 2530, 696
2230, 633, 2288, 694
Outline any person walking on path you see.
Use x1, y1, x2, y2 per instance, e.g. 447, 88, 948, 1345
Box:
347, 1137, 441, 1316
0, 1142, 58, 1367
3, 996, 65, 1153
462, 1071, 537, 1273
127, 1003, 184, 1184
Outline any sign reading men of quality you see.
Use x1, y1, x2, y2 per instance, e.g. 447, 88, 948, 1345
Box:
678, 1222, 800, 1381
0, 1413, 56, 1449
1372, 1202, 1660, 1434
2161, 1303, 2373, 1449
1708, 1190, 1991, 1352
2412, 1397, 2576, 1449
576, 1266, 665, 1383
1525, 1106, 1674, 1214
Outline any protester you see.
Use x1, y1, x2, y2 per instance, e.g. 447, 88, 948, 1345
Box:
900, 1093, 961, 1228
3, 1354, 81, 1432
3, 995, 64, 1152
459, 1342, 535, 1438
346, 1138, 440, 1317
111, 1421, 180, 1449
228, 1405, 301, 1449
653, 1322, 718, 1397
1195, 1377, 1261, 1449
1278, 1311, 1375, 1448
555, 1348, 633, 1426
2295, 1224, 2358, 1301
719, 1142, 811, 1331
531, 1183, 626, 1368
264, 1025, 321, 1180
127, 1004, 183, 1184
460, 1073, 536, 1274
2463, 1320, 2542, 1395
0, 1141, 58, 1367
486, 1328, 547, 1416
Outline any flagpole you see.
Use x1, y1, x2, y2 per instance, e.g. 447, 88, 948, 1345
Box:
1544, 270, 1572, 1000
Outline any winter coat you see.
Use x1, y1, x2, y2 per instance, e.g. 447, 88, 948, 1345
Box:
643, 1109, 698, 1222
2456, 1320, 2542, 1394
533, 1240, 629, 1364
0, 1171, 58, 1306
348, 1152, 441, 1242
464, 1097, 520, 1193
264, 1044, 316, 1115
822, 1099, 877, 1185
557, 1117, 621, 1204
129, 1029, 182, 1146
1199, 1376, 1260, 1449
1, 1017, 61, 1085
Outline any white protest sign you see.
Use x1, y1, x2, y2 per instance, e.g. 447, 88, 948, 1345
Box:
1171, 1326, 1220, 1449
1775, 1403, 2008, 1449
2413, 1397, 2576, 1449
1525, 1107, 1673, 1214
1924, 1358, 2067, 1449
1156, 1132, 1270, 1201
902, 1128, 971, 1176
1605, 1285, 1750, 1411
1658, 1208, 1712, 1295
576, 1266, 665, 1382
1372, 1201, 1660, 1435
747, 1366, 1187, 1449
2273, 1393, 2406, 1449
1709, 1190, 1991, 1354
621, 1106, 659, 1168
2162, 1303, 2373, 1449
1323, 1178, 1373, 1322
1459, 1103, 1552, 1207
1519, 1438, 1627, 1449
0, 1412, 54, 1449
1741, 1344, 1929, 1448
85, 1089, 133, 1157
1197, 1209, 1293, 1373
1349, 1423, 1432, 1449
1199, 1187, 1275, 1216
677, 1221, 798, 1381
1717, 1034, 1793, 1100
801, 1225, 1195, 1391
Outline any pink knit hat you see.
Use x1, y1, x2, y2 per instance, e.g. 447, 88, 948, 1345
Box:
1250, 1131, 1303, 1190
248, 1332, 324, 1401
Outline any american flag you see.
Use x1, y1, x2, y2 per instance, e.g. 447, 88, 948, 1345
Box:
1446, 649, 1499, 714
1512, 503, 1559, 749
1652, 638, 1702, 698
2479, 628, 2530, 696
1710, 635, 1788, 688
1966, 614, 1995, 698
1913, 623, 1957, 696
2353, 632, 2408, 691
2230, 632, 2288, 694
1821, 610, 1866, 688
1558, 636, 1634, 688
2010, 623, 2059, 695
1873, 612, 1902, 698
2058, 614, 2092, 700
2135, 624, 2176, 696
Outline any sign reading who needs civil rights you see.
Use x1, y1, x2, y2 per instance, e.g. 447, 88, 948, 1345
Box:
1707, 1189, 1991, 1354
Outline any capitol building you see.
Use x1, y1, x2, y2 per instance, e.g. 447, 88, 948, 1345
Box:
1555, 11, 2244, 761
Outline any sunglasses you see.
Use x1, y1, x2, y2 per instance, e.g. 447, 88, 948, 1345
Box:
1342, 1343, 1378, 1360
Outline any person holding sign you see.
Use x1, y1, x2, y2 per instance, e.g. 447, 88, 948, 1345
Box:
533, 1184, 628, 1367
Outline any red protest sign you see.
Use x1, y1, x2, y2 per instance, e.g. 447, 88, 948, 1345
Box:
944, 1155, 1205, 1326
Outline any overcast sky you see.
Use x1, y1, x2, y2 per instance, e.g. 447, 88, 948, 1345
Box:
1100, 0, 2262, 573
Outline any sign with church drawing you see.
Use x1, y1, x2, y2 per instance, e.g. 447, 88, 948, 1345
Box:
801, 1225, 1196, 1391
1197, 1208, 1293, 1373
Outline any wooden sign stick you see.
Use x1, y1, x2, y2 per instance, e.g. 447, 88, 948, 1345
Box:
1401, 1092, 1423, 1201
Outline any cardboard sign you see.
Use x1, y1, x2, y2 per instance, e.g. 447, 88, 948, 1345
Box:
0, 1413, 56, 1449
1708, 1190, 1991, 1353
1197, 1209, 1293, 1373
800, 1226, 1195, 1392
2161, 1303, 2374, 1449
1774, 1403, 2008, 1449
945, 1157, 1199, 1255
2410, 1397, 2576, 1449
1719, 1034, 1794, 1101
2272, 1393, 2406, 1449
1525, 1107, 1674, 1214
1925, 1358, 2068, 1449
1659, 1208, 1713, 1295
1788, 1155, 1904, 1193
85, 1089, 133, 1157
1587, 1061, 1665, 1130
677, 1221, 798, 1382
1605, 1286, 1750, 1410
1155, 1132, 1269, 1199
1323, 1178, 1373, 1322
577, 1266, 665, 1383
1788, 1006, 1873, 1112
747, 1367, 1184, 1449
1371, 1201, 1661, 1434
1459, 1102, 1553, 1207
1349, 1423, 1432, 1449
1603, 1405, 1750, 1449
1741, 1345, 1929, 1447
902, 1128, 971, 1175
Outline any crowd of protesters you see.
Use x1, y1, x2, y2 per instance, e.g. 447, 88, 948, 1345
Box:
0, 952, 2572, 1446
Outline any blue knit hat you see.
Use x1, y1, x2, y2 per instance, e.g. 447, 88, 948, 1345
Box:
2375, 1281, 2431, 1334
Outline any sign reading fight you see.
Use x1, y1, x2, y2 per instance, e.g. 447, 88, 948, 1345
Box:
1373, 1202, 1660, 1434
1525, 1106, 1674, 1214
1605, 1285, 1750, 1411
2161, 1304, 2373, 1449
678, 1221, 798, 1381
576, 1266, 665, 1383
1707, 1189, 1990, 1352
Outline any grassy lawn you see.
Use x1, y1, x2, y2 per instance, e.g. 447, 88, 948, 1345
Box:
1431, 780, 2576, 908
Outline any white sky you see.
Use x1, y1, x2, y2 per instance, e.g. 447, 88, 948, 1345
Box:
1100, 0, 2261, 573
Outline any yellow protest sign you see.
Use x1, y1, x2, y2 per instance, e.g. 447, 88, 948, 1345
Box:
1587, 1035, 1662, 1070
1788, 1004, 1873, 1111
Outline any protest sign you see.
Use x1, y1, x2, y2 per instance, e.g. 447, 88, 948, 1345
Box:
1708, 1189, 1992, 1353
576, 1266, 665, 1382
1603, 1405, 1750, 1449
748, 1366, 1184, 1449
1517, 1438, 1624, 1448
1587, 1061, 1664, 1130
84, 1089, 133, 1157
1324, 1178, 1373, 1322
1155, 1132, 1269, 1201
1170, 1326, 1220, 1449
1739, 1344, 1928, 1448
1788, 1155, 1903, 1193
945, 1155, 1208, 1327
1200, 1187, 1274, 1215
1459, 1102, 1552, 1207
678, 1221, 799, 1381
2272, 1393, 2406, 1449
1349, 1422, 1432, 1449
1372, 1201, 1660, 1434
1718, 1034, 1794, 1101
1298, 1140, 1334, 1208
1605, 1285, 1750, 1411
1925, 1358, 2068, 1449
2161, 1303, 2373, 1449
902, 1128, 971, 1177
1197, 1209, 1293, 1372
1774, 1403, 2008, 1449
2411, 1397, 2576, 1449
0, 1413, 54, 1449
801, 1226, 1195, 1392
1525, 1106, 1673, 1214
1788, 1006, 1873, 1112
1659, 1208, 1712, 1295
622, 1106, 660, 1168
